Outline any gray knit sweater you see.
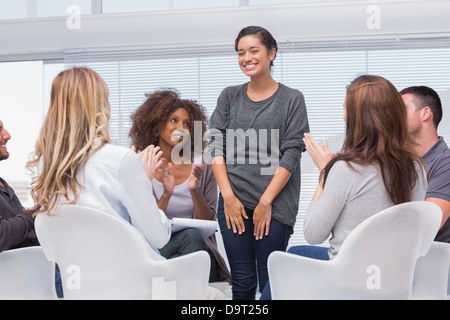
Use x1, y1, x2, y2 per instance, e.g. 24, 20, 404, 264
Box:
207, 83, 309, 228
304, 160, 428, 259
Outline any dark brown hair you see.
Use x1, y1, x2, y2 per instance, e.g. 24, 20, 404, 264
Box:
235, 26, 278, 68
400, 85, 443, 129
322, 75, 422, 204
129, 89, 208, 154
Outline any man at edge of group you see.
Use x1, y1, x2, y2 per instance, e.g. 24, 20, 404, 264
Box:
0, 120, 39, 253
401, 86, 450, 242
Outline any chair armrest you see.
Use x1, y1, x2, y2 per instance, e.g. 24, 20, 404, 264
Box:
151, 250, 210, 300
268, 251, 338, 300
412, 242, 450, 300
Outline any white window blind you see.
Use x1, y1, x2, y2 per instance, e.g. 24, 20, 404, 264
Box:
65, 36, 450, 247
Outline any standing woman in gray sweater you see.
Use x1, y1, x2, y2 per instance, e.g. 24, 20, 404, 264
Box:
207, 26, 310, 300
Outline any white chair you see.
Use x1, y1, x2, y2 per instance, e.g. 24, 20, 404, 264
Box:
34, 205, 210, 300
0, 246, 56, 300
208, 226, 232, 299
215, 226, 230, 272
448, 268, 450, 300
412, 241, 450, 300
268, 201, 442, 300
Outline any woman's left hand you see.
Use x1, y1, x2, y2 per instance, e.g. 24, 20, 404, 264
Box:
253, 200, 272, 240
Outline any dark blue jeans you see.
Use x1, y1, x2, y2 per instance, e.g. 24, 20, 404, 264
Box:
218, 193, 292, 300
159, 228, 206, 259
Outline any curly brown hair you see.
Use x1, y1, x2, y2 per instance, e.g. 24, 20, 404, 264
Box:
129, 89, 208, 154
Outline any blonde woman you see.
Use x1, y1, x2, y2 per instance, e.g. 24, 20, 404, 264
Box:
28, 67, 225, 300
27, 67, 172, 260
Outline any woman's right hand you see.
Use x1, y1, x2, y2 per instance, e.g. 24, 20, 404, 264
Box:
223, 194, 248, 235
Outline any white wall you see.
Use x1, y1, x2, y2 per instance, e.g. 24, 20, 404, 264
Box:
0, 0, 450, 62
0, 61, 43, 203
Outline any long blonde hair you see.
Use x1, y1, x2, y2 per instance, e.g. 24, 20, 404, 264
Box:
27, 67, 111, 214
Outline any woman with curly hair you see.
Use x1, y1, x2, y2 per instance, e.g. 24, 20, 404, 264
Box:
129, 89, 231, 284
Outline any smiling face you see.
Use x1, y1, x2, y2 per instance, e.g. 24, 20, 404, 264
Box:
0, 120, 11, 161
158, 107, 191, 149
237, 35, 276, 78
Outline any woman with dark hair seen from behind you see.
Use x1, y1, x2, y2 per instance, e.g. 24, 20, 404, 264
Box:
207, 26, 310, 300
129, 89, 231, 284
260, 75, 428, 299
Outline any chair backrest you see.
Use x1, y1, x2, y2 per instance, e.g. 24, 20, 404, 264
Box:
332, 201, 442, 299
0, 246, 55, 300
269, 201, 442, 300
35, 205, 210, 300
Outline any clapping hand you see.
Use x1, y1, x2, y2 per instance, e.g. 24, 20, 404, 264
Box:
159, 160, 175, 196
132, 145, 164, 181
303, 133, 335, 172
188, 164, 204, 192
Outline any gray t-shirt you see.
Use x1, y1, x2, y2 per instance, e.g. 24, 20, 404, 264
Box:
422, 137, 450, 243
207, 83, 310, 228
304, 160, 427, 259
